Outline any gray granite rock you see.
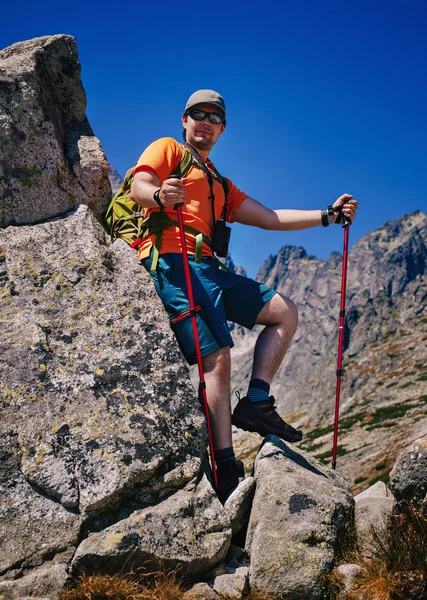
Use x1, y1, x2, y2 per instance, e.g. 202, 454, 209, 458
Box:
183, 582, 219, 599
0, 205, 209, 589
335, 564, 364, 599
212, 566, 249, 599
354, 481, 396, 559
71, 475, 231, 579
390, 434, 427, 509
0, 35, 110, 229
0, 562, 69, 600
224, 476, 255, 536
246, 435, 353, 600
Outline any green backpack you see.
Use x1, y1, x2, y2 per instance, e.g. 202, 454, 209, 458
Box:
104, 143, 228, 270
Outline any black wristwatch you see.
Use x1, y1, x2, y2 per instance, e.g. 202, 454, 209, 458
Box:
153, 189, 163, 208
321, 205, 335, 227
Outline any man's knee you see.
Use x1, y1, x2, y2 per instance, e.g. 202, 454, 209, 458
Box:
279, 293, 298, 334
202, 346, 231, 375
256, 292, 298, 334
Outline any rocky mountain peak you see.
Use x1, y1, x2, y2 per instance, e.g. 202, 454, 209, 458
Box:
231, 210, 427, 493
348, 210, 427, 302
109, 166, 123, 194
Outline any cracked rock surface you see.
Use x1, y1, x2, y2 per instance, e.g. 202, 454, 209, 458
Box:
0, 206, 208, 586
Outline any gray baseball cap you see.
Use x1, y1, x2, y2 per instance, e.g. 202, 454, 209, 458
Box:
184, 89, 226, 114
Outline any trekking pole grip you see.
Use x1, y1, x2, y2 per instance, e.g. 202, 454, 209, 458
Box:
169, 174, 184, 210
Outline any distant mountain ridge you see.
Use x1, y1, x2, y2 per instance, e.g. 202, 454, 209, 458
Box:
230, 211, 427, 491
109, 166, 123, 194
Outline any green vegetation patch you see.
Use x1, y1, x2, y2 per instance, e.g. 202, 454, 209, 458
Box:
354, 476, 367, 484
370, 403, 414, 425
375, 462, 387, 471
369, 472, 390, 486
386, 381, 399, 388
366, 422, 396, 431
305, 424, 334, 441
314, 445, 348, 461
383, 330, 396, 340
338, 412, 367, 431
300, 441, 325, 453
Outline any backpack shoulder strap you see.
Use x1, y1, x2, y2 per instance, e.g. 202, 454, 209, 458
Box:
176, 144, 196, 178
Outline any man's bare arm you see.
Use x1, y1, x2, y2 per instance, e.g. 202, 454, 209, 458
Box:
130, 171, 188, 208
233, 194, 358, 230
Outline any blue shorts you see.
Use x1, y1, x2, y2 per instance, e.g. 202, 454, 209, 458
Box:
142, 253, 276, 365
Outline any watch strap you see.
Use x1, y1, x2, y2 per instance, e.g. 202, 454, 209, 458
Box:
321, 209, 329, 227
153, 189, 162, 208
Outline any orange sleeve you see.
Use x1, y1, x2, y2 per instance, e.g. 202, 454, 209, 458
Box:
224, 178, 248, 223
134, 137, 183, 183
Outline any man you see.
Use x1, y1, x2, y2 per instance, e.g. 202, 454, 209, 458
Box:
130, 90, 358, 503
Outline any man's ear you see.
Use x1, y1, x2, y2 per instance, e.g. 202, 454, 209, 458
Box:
182, 113, 188, 130
220, 121, 226, 135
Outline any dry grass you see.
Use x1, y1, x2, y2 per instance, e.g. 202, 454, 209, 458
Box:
333, 505, 427, 600
60, 570, 278, 600
60, 570, 185, 600
221, 593, 276, 600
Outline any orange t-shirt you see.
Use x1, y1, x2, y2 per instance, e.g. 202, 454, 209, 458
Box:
134, 137, 247, 261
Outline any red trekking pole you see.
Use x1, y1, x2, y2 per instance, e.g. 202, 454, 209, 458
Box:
332, 214, 352, 471
171, 176, 218, 488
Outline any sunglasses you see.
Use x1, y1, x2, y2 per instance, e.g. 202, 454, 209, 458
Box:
186, 109, 225, 124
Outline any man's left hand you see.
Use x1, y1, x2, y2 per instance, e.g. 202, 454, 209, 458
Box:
332, 194, 358, 224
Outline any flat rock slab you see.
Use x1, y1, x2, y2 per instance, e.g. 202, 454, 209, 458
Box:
0, 561, 69, 600
246, 435, 353, 600
212, 566, 249, 599
71, 475, 231, 579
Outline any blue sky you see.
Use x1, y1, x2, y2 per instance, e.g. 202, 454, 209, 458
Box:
2, 0, 427, 278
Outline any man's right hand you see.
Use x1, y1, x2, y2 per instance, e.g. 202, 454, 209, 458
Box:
159, 177, 188, 208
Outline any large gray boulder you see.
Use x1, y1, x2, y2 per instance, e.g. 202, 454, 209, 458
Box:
0, 205, 210, 595
354, 481, 396, 559
0, 35, 111, 228
390, 434, 427, 510
246, 435, 353, 600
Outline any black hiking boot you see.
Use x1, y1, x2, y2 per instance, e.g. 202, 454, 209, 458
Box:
216, 458, 245, 505
231, 395, 303, 442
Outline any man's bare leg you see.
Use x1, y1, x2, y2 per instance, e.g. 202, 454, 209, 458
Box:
202, 346, 244, 504
252, 293, 298, 383
231, 292, 302, 442
202, 346, 232, 452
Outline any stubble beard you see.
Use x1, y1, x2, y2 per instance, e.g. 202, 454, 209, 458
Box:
187, 132, 214, 153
